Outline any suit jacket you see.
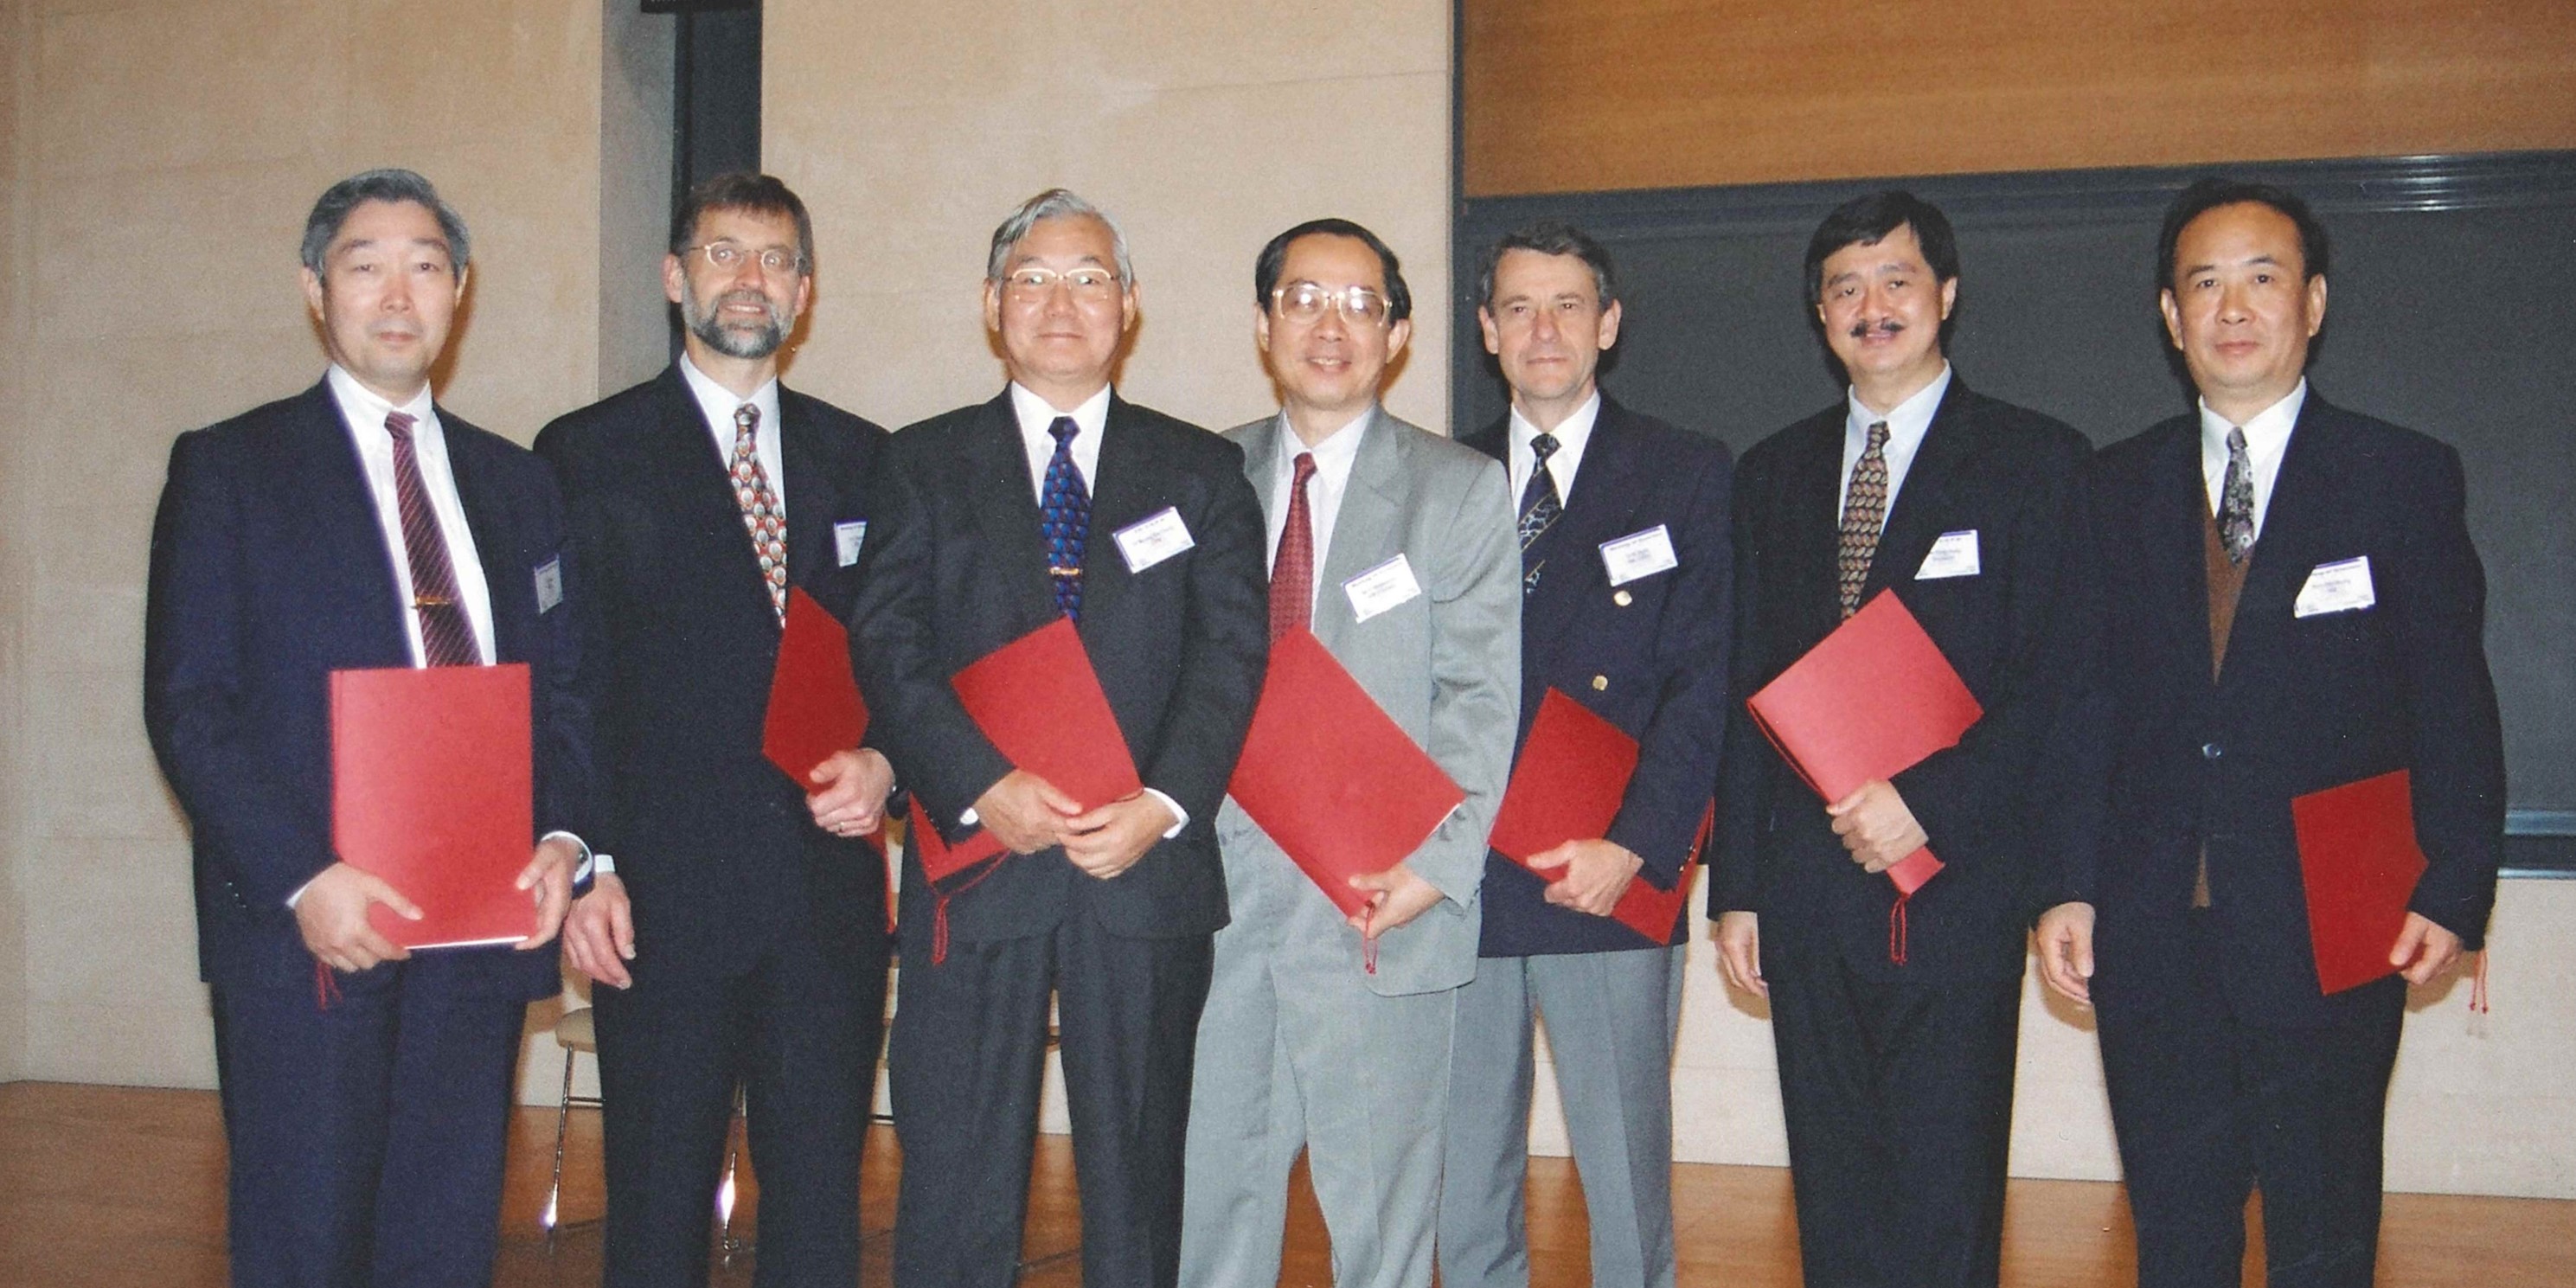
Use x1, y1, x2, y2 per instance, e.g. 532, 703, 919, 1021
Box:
2069, 391, 2504, 1027
849, 390, 1271, 945
144, 381, 593, 999
533, 366, 890, 981
1459, 396, 1733, 957
1713, 377, 2091, 981
1218, 408, 1522, 996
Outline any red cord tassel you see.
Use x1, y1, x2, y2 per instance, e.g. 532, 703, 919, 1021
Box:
2469, 949, 2489, 1015
1887, 894, 1911, 966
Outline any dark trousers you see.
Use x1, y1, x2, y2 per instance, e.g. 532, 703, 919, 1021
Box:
1766, 952, 2023, 1288
2097, 914, 2404, 1288
592, 926, 889, 1288
888, 912, 1213, 1288
212, 966, 527, 1288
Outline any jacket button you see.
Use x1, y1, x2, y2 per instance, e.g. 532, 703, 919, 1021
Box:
1592, 675, 1609, 691
1612, 589, 1633, 606
2201, 742, 2222, 760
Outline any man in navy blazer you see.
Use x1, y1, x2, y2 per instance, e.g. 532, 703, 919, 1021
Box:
1712, 191, 2092, 1288
144, 170, 591, 1288
2036, 179, 2503, 1288
1440, 222, 1730, 1288
536, 174, 894, 1288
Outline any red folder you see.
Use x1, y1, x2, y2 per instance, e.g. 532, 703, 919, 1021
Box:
906, 795, 1005, 882
1608, 804, 1713, 945
330, 663, 534, 950
2292, 769, 2429, 995
950, 617, 1143, 812
1227, 629, 1465, 919
763, 586, 870, 788
1744, 590, 1983, 896
1488, 688, 1701, 945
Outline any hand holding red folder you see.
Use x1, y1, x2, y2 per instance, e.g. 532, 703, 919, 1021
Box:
2293, 769, 2430, 995
331, 663, 535, 951
1488, 688, 1700, 945
1227, 629, 1464, 920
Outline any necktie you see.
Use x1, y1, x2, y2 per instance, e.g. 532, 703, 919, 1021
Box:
2219, 426, 2257, 564
383, 411, 480, 667
1518, 432, 1563, 595
1041, 416, 1092, 622
728, 404, 788, 622
1836, 420, 1891, 618
1271, 452, 1318, 639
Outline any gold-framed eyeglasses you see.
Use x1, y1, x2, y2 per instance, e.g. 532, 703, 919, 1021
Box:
999, 266, 1124, 300
1272, 281, 1391, 326
682, 242, 806, 276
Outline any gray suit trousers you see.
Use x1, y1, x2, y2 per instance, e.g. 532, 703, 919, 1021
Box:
1439, 944, 1686, 1288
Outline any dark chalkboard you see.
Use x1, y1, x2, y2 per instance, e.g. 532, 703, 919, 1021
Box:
1455, 153, 2576, 844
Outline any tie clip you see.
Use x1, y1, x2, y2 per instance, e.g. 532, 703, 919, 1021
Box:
1046, 566, 1083, 577
413, 594, 455, 608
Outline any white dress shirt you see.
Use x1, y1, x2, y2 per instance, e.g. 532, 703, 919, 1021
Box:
1837, 363, 1953, 527
679, 353, 786, 510
2199, 379, 2307, 542
1265, 405, 1374, 618
1508, 389, 1601, 509
326, 366, 496, 668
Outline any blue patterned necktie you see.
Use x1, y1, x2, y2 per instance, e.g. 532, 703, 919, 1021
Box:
1518, 432, 1563, 594
1041, 415, 1091, 621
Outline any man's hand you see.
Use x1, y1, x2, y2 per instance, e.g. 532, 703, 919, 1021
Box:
807, 748, 895, 838
1061, 793, 1176, 881
1826, 779, 1928, 874
515, 835, 580, 952
1716, 910, 1765, 997
2390, 912, 2464, 986
2035, 901, 2097, 1005
296, 862, 419, 974
1528, 838, 1644, 918
562, 872, 636, 990
1347, 863, 1446, 938
972, 770, 1080, 855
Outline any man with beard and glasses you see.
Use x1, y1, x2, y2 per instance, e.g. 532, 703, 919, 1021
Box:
535, 172, 894, 1288
1711, 190, 2091, 1287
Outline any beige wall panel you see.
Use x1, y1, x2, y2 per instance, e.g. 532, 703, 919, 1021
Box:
1464, 0, 2576, 194
2, 0, 31, 1083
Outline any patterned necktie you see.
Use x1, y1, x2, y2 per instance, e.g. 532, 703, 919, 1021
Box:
728, 404, 788, 622
1836, 420, 1892, 618
1518, 432, 1564, 595
382, 411, 479, 667
1041, 416, 1092, 622
2219, 426, 2257, 564
1271, 452, 1318, 639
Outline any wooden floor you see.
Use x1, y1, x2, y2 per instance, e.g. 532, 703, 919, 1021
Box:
3, 1081, 2570, 1286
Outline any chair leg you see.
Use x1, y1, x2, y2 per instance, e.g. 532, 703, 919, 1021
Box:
544, 1046, 575, 1246
717, 1080, 750, 1263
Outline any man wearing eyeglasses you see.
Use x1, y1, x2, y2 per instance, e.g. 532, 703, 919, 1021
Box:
848, 189, 1269, 1288
535, 172, 894, 1288
1177, 219, 1520, 1288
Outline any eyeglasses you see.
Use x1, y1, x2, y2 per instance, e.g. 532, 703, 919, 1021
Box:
1272, 281, 1391, 326
998, 266, 1124, 301
682, 242, 806, 276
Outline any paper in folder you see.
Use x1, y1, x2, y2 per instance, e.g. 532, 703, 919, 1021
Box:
2292, 769, 2429, 995
1488, 688, 1700, 945
330, 663, 534, 950
1227, 629, 1464, 919
1744, 590, 1983, 895
763, 586, 872, 786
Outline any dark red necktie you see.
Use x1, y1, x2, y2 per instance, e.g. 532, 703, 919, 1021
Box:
383, 410, 479, 667
1270, 452, 1318, 638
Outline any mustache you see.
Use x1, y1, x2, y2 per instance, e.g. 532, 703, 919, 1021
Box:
1847, 318, 1906, 340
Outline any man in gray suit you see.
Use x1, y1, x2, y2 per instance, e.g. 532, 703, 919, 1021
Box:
1177, 220, 1521, 1288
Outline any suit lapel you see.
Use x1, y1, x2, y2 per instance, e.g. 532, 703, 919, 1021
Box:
2220, 396, 2343, 689
1077, 395, 1161, 631
963, 392, 1062, 625
439, 413, 530, 663
295, 383, 413, 663
1315, 407, 1406, 656
778, 389, 835, 592
1865, 381, 1981, 604
647, 368, 783, 626
1522, 400, 1651, 672
1779, 414, 1849, 647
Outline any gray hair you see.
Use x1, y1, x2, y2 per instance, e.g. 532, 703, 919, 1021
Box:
984, 189, 1133, 287
301, 169, 471, 280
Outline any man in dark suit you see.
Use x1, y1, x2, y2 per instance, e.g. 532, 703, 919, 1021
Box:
2035, 179, 2502, 1288
1711, 191, 2091, 1288
847, 189, 1270, 1288
535, 173, 892, 1288
144, 169, 589, 1288
1439, 222, 1731, 1288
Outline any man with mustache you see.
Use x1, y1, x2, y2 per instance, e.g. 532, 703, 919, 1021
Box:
1711, 190, 2092, 1287
535, 172, 894, 1288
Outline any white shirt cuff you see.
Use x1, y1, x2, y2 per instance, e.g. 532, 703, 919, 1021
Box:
1141, 789, 1189, 839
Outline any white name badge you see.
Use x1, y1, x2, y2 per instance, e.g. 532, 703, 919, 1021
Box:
1114, 506, 1195, 574
834, 520, 868, 567
1599, 525, 1679, 587
1915, 529, 1982, 580
2295, 555, 2376, 618
1344, 553, 1424, 624
534, 557, 563, 613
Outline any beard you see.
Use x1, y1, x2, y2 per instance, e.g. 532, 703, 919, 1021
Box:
682, 285, 789, 359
